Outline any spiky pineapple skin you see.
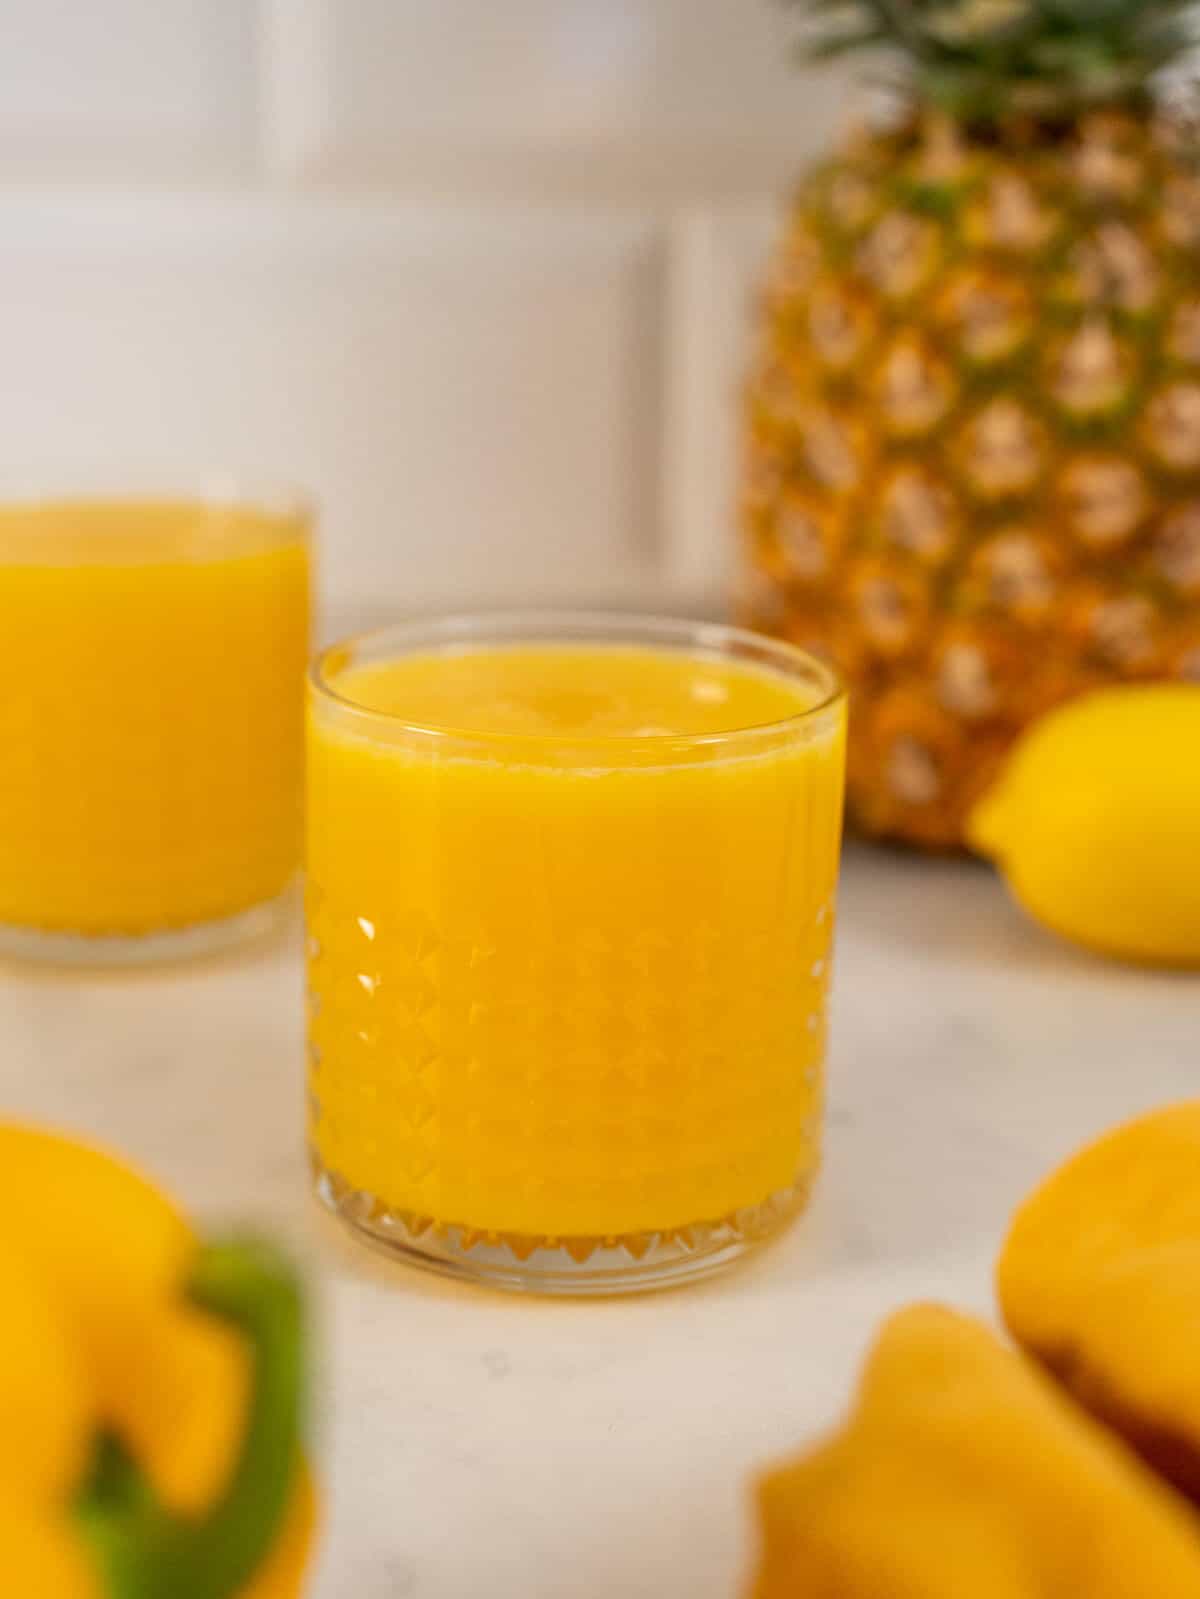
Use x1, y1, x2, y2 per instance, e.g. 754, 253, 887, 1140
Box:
742, 111, 1200, 848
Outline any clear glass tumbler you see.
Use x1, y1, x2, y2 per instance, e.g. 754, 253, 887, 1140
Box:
0, 475, 312, 963
307, 613, 846, 1293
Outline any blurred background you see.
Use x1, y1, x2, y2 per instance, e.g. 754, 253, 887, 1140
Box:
0, 0, 852, 629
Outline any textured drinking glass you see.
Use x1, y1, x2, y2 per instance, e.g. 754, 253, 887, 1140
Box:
0, 477, 312, 963
307, 614, 846, 1293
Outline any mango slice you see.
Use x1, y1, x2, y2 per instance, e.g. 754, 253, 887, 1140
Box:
748, 1304, 1200, 1597
998, 1100, 1200, 1501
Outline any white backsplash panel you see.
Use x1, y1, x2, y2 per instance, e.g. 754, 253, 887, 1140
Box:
661, 206, 781, 599
0, 0, 846, 615
0, 0, 258, 178
0, 192, 663, 616
269, 0, 842, 199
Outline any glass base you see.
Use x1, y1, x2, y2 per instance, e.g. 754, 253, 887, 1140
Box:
313, 1158, 812, 1296
0, 886, 294, 969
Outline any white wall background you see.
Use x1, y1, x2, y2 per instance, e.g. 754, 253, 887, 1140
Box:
0, 1, 850, 623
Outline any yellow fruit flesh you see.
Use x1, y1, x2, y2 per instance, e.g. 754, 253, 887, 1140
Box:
998, 1101, 1200, 1500
750, 1304, 1200, 1599
308, 643, 846, 1240
0, 499, 310, 935
969, 685, 1200, 964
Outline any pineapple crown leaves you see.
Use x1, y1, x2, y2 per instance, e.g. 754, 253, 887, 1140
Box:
783, 0, 1198, 118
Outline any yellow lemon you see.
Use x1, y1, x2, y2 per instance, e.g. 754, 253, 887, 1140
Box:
968, 684, 1200, 965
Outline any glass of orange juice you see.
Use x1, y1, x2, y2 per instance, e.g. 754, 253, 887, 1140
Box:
0, 477, 312, 963
307, 614, 846, 1293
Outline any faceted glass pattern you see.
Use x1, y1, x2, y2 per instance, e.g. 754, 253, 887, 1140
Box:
307, 615, 846, 1293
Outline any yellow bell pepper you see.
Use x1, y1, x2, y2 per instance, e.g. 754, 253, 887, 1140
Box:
0, 1124, 313, 1598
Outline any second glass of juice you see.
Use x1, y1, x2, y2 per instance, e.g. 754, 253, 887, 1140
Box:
307, 614, 846, 1293
0, 479, 312, 961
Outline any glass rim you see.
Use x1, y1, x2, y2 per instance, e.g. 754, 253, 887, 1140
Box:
309, 610, 845, 753
0, 467, 314, 524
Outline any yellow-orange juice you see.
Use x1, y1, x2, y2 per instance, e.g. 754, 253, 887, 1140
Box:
0, 496, 310, 950
307, 617, 846, 1292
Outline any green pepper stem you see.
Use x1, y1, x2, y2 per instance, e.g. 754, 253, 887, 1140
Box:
77, 1234, 307, 1599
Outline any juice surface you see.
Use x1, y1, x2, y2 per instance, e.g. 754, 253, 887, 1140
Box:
0, 499, 310, 934
309, 641, 846, 1241
337, 643, 823, 737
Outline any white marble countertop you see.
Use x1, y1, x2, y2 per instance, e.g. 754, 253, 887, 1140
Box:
3, 845, 1197, 1598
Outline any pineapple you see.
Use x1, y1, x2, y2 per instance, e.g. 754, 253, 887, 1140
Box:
742, 0, 1200, 847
